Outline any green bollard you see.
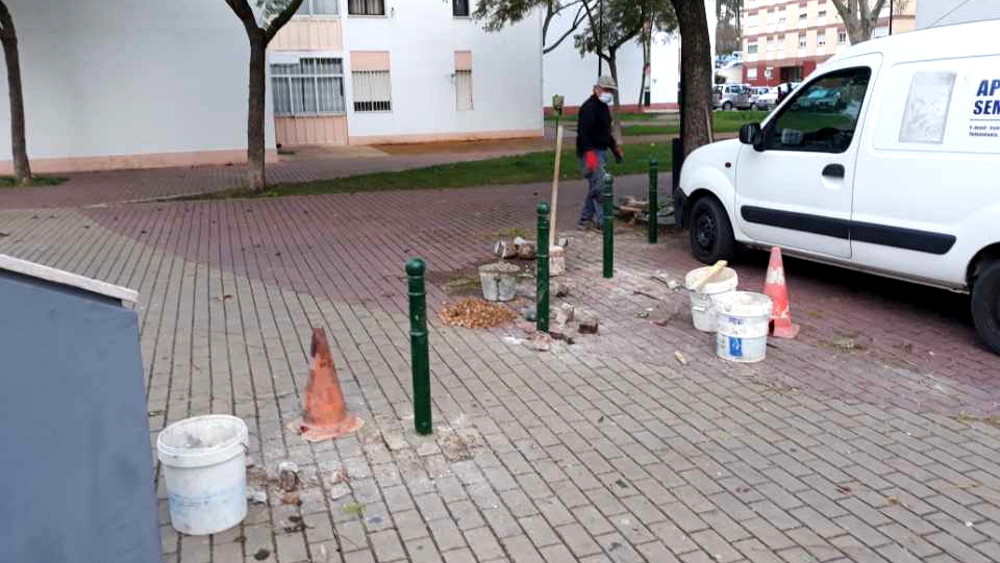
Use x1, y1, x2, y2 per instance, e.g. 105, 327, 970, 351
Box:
602, 174, 614, 279
536, 203, 550, 333
406, 257, 432, 435
648, 158, 659, 244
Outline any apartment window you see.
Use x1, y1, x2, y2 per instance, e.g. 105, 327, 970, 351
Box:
348, 0, 385, 16
818, 35, 827, 46
352, 70, 392, 111
767, 38, 775, 52
296, 0, 338, 16
748, 43, 759, 54
453, 0, 470, 17
798, 34, 807, 48
799, 12, 808, 21
817, 9, 827, 23
271, 58, 345, 116
748, 67, 758, 80
838, 31, 847, 44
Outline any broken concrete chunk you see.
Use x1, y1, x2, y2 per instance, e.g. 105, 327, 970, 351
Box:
555, 303, 575, 326
529, 331, 552, 352
246, 487, 268, 505
278, 461, 300, 492
329, 483, 351, 501
578, 319, 599, 334
517, 243, 537, 260
555, 283, 571, 297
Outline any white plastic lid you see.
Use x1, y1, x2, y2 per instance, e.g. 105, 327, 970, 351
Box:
685, 266, 738, 294
157, 415, 248, 468
713, 291, 773, 318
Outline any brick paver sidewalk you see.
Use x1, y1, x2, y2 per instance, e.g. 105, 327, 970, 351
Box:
0, 177, 997, 563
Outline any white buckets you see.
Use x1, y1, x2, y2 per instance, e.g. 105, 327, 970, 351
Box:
479, 262, 520, 302
714, 291, 773, 363
685, 266, 738, 332
157, 415, 249, 535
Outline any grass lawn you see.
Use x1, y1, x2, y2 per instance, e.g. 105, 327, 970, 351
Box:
622, 110, 770, 136
0, 175, 67, 188
193, 142, 671, 200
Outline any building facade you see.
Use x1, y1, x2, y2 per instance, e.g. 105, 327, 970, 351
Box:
268, 0, 542, 147
916, 0, 1000, 29
740, 0, 916, 87
0, 0, 542, 174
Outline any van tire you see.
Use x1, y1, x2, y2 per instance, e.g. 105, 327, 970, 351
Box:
723, 101, 733, 111
689, 196, 735, 264
971, 260, 1000, 354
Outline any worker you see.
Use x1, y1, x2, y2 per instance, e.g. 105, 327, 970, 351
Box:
577, 75, 624, 230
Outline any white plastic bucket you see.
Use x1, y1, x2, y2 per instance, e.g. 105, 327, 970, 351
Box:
157, 415, 249, 535
685, 266, 738, 332
479, 262, 519, 302
714, 291, 773, 363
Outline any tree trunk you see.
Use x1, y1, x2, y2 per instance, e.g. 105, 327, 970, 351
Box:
247, 31, 267, 192
0, 2, 30, 185
671, 0, 714, 156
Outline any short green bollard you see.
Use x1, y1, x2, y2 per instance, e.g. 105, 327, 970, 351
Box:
648, 158, 659, 244
536, 203, 550, 333
602, 174, 614, 279
406, 257, 432, 435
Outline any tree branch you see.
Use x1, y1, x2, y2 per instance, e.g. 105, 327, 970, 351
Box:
265, 0, 307, 44
868, 0, 888, 26
0, 1, 12, 40
224, 0, 261, 36
543, 4, 587, 54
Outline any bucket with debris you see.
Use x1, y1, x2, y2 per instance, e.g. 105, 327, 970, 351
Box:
478, 261, 520, 302
685, 265, 738, 332
714, 291, 772, 363
157, 415, 249, 535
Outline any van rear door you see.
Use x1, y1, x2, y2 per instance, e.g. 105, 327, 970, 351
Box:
735, 54, 882, 258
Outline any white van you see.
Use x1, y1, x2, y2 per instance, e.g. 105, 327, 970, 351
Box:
675, 20, 1000, 353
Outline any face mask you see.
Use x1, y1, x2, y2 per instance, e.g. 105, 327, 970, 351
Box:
599, 92, 614, 104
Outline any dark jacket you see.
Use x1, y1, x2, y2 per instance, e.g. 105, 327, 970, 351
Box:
576, 94, 618, 156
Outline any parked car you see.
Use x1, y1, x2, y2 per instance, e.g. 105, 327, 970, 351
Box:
748, 86, 771, 107
713, 83, 753, 110
675, 20, 1000, 353
753, 82, 801, 110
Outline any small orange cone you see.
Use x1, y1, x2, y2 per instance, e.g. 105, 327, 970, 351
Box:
288, 328, 364, 442
763, 247, 800, 339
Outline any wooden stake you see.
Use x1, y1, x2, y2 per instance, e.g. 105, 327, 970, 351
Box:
548, 124, 564, 249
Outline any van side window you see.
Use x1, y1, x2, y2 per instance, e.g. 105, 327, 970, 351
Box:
764, 67, 872, 153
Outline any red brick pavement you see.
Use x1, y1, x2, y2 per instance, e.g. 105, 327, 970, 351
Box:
76, 177, 1000, 417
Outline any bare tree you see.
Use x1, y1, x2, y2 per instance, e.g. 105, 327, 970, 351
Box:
0, 1, 30, 185
831, 0, 908, 44
474, 0, 591, 55
670, 0, 714, 155
224, 0, 305, 192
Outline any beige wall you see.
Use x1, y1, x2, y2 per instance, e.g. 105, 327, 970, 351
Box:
270, 18, 343, 51
274, 116, 348, 146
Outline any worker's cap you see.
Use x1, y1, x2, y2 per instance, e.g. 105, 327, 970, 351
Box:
595, 75, 618, 91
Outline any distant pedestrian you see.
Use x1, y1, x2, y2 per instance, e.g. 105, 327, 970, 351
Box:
576, 75, 624, 230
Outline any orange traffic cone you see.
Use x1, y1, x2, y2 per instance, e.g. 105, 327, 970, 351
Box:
288, 328, 364, 442
763, 247, 800, 339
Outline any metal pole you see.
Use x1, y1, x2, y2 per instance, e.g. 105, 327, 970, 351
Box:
648, 158, 658, 244
536, 203, 550, 333
598, 0, 604, 77
406, 257, 431, 435
602, 174, 614, 279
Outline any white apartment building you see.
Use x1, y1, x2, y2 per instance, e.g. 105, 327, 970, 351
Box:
0, 0, 542, 174
271, 0, 542, 146
741, 0, 916, 87
542, 0, 716, 114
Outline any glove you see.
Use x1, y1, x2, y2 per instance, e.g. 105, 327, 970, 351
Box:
585, 150, 599, 172
613, 146, 624, 163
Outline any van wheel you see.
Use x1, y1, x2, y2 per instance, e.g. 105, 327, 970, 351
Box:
723, 101, 733, 111
971, 260, 1000, 354
689, 196, 735, 264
